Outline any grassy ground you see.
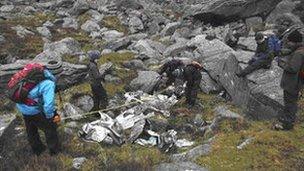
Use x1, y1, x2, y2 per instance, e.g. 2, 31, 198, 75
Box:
1, 10, 304, 171
0, 12, 55, 59
196, 98, 304, 171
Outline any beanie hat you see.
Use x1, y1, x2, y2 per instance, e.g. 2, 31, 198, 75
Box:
255, 32, 264, 41
287, 30, 303, 43
88, 50, 101, 60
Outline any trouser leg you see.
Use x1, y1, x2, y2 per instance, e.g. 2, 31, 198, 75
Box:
98, 85, 108, 109
23, 116, 45, 155
91, 84, 101, 111
35, 114, 60, 155
279, 90, 298, 129
238, 59, 271, 77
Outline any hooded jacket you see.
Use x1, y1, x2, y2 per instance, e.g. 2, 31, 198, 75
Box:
16, 70, 56, 119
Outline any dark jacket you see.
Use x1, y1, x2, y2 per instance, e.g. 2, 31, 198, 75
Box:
159, 59, 184, 77
183, 64, 202, 86
280, 47, 304, 95
255, 40, 271, 60
88, 60, 103, 84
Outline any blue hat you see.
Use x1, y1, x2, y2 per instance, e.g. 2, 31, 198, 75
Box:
88, 50, 101, 60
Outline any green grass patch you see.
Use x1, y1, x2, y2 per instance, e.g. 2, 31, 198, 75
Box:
102, 16, 128, 34
97, 52, 135, 66
196, 120, 304, 170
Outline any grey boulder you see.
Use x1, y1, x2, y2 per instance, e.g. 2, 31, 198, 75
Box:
129, 71, 160, 93
35, 37, 81, 62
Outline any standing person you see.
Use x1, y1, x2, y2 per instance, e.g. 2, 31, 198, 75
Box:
236, 32, 277, 77
8, 63, 61, 156
87, 50, 108, 112
275, 30, 304, 130
172, 61, 202, 107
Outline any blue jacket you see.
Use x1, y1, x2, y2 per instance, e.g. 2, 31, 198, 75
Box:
16, 70, 56, 119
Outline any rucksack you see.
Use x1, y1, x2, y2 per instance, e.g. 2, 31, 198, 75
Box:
267, 35, 282, 56
6, 63, 46, 105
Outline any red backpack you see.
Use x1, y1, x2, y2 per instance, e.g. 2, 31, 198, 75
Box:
7, 63, 46, 105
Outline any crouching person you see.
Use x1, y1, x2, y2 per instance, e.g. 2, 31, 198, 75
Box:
7, 63, 61, 156
172, 61, 202, 108
158, 59, 185, 87
275, 30, 304, 130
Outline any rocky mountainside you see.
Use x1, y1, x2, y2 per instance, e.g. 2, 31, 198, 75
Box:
0, 0, 304, 170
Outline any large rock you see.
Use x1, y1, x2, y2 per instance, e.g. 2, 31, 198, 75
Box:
237, 36, 257, 52
195, 36, 284, 120
81, 20, 101, 33
170, 144, 211, 162
60, 17, 79, 29
266, 0, 301, 24
0, 60, 88, 91
71, 94, 93, 112
102, 30, 124, 41
104, 37, 131, 51
63, 103, 84, 120
185, 0, 282, 25
154, 162, 207, 171
11, 25, 34, 38
163, 39, 188, 57
200, 72, 221, 94
36, 26, 52, 38
69, 0, 90, 16
161, 22, 181, 36
129, 71, 160, 93
35, 37, 81, 62
129, 16, 144, 34
130, 39, 165, 59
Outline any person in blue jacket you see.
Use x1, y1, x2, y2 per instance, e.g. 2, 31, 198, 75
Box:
236, 32, 280, 77
16, 69, 61, 156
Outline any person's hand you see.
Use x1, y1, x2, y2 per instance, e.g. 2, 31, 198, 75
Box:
278, 57, 288, 69
53, 113, 61, 124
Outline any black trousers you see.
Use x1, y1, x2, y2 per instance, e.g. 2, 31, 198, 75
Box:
91, 83, 108, 111
239, 58, 272, 76
279, 90, 299, 128
185, 81, 200, 106
23, 114, 60, 155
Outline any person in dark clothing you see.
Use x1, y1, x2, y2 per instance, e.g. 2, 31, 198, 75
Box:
158, 59, 185, 86
275, 29, 304, 130
236, 32, 274, 77
87, 50, 108, 112
172, 62, 202, 107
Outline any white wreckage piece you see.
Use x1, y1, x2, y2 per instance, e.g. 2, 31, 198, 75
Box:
79, 91, 179, 146
135, 130, 194, 152
124, 91, 178, 117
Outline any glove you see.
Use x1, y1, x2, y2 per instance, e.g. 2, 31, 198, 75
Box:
53, 113, 61, 124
